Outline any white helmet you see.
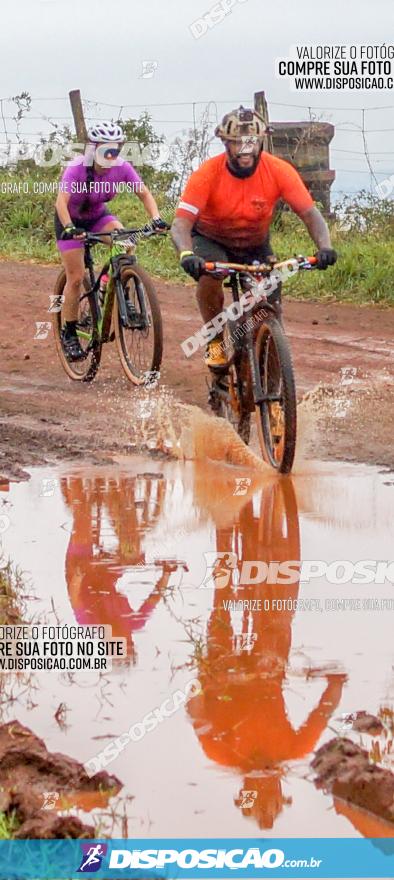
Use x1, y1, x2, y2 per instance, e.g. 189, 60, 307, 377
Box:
87, 121, 124, 143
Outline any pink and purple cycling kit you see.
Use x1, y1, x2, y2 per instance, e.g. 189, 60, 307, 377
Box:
56, 157, 143, 252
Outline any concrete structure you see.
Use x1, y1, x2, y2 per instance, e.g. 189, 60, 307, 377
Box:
270, 121, 335, 214
254, 91, 336, 214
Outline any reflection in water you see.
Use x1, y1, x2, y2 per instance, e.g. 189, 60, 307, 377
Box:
187, 472, 346, 830
57, 787, 119, 815
61, 475, 184, 660
50, 463, 392, 838
334, 798, 394, 839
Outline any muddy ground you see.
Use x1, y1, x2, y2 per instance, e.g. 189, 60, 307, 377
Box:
312, 737, 394, 833
0, 720, 121, 838
1, 259, 394, 479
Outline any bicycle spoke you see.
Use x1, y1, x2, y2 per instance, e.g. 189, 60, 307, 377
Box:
53, 272, 101, 382
115, 265, 162, 384
128, 281, 148, 364
255, 321, 297, 473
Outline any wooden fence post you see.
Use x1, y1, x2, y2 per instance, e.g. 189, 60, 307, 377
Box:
254, 90, 273, 153
69, 89, 88, 142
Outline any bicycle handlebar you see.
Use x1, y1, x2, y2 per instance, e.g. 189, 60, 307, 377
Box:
202, 255, 318, 275
71, 225, 168, 244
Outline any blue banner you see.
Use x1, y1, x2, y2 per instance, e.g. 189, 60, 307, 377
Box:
0, 838, 393, 878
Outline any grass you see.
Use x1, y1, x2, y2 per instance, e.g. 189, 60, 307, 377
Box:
270, 223, 394, 305
0, 810, 20, 839
1, 170, 394, 305
0, 558, 27, 839
0, 557, 27, 627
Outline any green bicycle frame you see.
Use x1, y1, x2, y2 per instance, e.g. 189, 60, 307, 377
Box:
76, 240, 135, 345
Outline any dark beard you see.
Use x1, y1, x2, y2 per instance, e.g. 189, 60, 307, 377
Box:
226, 152, 260, 179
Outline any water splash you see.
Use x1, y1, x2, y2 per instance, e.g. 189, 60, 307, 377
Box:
128, 386, 266, 469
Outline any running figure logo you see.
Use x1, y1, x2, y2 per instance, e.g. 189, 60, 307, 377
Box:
77, 844, 108, 872
200, 551, 238, 589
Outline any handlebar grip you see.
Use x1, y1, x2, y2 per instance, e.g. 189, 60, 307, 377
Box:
204, 261, 216, 271
308, 256, 318, 265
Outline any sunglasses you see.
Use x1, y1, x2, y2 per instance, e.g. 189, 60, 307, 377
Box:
103, 147, 122, 159
93, 143, 123, 159
235, 135, 260, 147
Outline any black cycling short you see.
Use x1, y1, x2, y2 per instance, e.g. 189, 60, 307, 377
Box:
191, 231, 282, 303
191, 231, 274, 265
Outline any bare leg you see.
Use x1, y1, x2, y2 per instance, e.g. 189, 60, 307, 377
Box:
195, 275, 229, 369
196, 276, 224, 325
94, 219, 123, 242
61, 249, 86, 323
61, 220, 123, 323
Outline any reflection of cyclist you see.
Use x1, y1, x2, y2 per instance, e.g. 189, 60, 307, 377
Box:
171, 106, 337, 369
61, 475, 174, 660
187, 475, 346, 829
55, 121, 167, 362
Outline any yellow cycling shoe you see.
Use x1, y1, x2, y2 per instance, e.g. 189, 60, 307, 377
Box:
204, 336, 228, 369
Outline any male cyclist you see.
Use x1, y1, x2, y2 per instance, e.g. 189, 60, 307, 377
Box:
55, 121, 167, 361
171, 106, 337, 368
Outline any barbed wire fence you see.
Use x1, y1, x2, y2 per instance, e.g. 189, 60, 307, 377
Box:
0, 93, 393, 197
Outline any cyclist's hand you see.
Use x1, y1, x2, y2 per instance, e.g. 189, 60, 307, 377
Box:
61, 224, 85, 241
315, 247, 337, 270
151, 216, 170, 231
180, 251, 205, 281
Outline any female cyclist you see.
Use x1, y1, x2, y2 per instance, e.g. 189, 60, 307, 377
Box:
55, 121, 167, 361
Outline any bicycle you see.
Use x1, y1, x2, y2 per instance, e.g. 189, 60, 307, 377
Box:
53, 226, 165, 384
202, 255, 318, 474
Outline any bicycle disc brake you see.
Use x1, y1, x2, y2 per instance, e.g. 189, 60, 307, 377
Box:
123, 300, 147, 330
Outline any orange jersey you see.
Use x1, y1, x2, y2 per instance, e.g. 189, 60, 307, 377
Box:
176, 151, 314, 250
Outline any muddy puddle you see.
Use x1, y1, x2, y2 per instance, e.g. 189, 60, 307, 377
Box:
0, 454, 393, 840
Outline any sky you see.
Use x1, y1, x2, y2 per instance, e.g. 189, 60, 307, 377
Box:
1, 0, 393, 197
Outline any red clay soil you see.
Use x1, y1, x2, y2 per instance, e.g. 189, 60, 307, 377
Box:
1, 259, 394, 478
312, 737, 394, 830
0, 719, 121, 837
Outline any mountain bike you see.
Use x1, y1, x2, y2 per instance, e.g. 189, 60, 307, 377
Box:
203, 255, 317, 474
53, 226, 165, 384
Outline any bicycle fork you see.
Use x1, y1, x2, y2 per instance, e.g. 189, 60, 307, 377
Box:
113, 264, 149, 331
246, 330, 265, 406
247, 311, 283, 408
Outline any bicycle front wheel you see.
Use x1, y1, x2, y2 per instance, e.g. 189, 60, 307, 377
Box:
254, 318, 297, 474
53, 271, 101, 382
113, 264, 163, 385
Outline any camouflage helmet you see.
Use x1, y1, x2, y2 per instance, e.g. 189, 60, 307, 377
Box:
215, 105, 267, 141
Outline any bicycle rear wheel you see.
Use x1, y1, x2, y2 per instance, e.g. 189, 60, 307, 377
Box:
254, 318, 297, 474
53, 271, 101, 382
113, 264, 163, 385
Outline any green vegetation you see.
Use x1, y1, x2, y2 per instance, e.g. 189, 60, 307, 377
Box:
0, 556, 27, 626
0, 810, 20, 839
0, 557, 26, 839
1, 123, 394, 305
269, 193, 394, 305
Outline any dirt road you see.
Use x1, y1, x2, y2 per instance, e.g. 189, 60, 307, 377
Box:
1, 259, 394, 479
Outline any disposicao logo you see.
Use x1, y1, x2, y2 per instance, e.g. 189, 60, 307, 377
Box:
77, 843, 108, 872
